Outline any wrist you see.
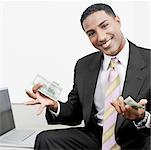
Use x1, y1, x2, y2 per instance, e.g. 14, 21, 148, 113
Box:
135, 112, 145, 122
134, 111, 149, 127
48, 101, 58, 112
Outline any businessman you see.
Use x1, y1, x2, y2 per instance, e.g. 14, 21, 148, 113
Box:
26, 3, 151, 150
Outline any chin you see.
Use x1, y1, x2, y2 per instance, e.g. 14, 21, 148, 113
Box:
111, 51, 120, 56
104, 50, 118, 56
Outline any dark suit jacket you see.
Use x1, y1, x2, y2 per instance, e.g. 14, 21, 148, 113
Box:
46, 41, 151, 149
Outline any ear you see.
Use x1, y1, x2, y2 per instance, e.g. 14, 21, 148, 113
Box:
115, 16, 121, 26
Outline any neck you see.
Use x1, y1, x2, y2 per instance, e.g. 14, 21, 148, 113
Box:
119, 37, 126, 52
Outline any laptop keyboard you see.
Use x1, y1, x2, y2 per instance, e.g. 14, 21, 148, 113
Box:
2, 129, 35, 142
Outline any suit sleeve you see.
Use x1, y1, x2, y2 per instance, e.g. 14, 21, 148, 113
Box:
45, 61, 83, 126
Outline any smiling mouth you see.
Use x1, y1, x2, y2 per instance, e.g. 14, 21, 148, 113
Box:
99, 37, 113, 47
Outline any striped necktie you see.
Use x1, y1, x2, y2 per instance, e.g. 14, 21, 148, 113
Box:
102, 57, 121, 150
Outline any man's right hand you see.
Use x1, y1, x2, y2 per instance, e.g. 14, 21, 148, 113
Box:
25, 83, 58, 115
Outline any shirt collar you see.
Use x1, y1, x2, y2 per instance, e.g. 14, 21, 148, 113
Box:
103, 39, 129, 71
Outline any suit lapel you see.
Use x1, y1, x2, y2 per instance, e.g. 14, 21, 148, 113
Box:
83, 52, 103, 124
116, 42, 146, 132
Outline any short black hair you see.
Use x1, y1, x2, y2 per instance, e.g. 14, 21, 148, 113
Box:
80, 3, 116, 30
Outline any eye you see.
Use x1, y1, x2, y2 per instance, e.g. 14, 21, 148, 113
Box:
87, 31, 95, 37
101, 23, 109, 29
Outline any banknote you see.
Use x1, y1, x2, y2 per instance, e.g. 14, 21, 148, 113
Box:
33, 74, 62, 100
124, 96, 145, 109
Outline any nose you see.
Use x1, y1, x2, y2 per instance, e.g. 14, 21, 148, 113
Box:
97, 30, 106, 43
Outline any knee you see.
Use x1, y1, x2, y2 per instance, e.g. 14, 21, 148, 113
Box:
34, 130, 54, 150
36, 130, 52, 142
34, 130, 64, 150
36, 131, 46, 141
35, 130, 60, 143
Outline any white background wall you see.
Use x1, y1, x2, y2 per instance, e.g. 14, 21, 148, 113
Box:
0, 0, 150, 103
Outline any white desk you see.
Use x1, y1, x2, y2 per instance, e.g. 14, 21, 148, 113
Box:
0, 103, 83, 150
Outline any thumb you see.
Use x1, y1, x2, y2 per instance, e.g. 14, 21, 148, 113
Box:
119, 96, 124, 101
138, 99, 148, 105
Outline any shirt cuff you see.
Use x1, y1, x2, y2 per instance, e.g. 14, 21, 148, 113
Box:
133, 111, 151, 129
48, 101, 60, 117
145, 111, 151, 128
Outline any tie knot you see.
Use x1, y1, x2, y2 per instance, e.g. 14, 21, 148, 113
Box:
110, 57, 119, 69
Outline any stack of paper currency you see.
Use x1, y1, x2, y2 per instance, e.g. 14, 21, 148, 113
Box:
33, 74, 62, 100
124, 96, 145, 109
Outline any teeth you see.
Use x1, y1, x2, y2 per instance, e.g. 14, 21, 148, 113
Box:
101, 39, 111, 48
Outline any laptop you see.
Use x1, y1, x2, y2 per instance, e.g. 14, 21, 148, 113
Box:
0, 87, 40, 148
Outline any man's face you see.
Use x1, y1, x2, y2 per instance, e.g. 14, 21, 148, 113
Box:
82, 11, 125, 56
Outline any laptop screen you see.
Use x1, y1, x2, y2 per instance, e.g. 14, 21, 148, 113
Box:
0, 88, 15, 136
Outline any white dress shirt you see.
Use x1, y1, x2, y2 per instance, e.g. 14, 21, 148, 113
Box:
94, 39, 150, 128
94, 39, 129, 126
51, 39, 150, 128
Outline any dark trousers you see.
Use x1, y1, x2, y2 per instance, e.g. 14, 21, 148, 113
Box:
34, 127, 102, 150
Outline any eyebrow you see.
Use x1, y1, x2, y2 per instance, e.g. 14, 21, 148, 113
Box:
86, 19, 108, 34
99, 19, 108, 26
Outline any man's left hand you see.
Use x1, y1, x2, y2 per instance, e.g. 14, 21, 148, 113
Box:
111, 96, 147, 121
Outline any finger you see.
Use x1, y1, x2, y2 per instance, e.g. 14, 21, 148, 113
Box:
36, 91, 46, 98
125, 105, 134, 113
36, 91, 45, 99
111, 101, 122, 113
25, 90, 37, 99
36, 92, 54, 107
24, 100, 39, 105
37, 104, 45, 115
137, 109, 145, 119
138, 99, 148, 105
125, 104, 132, 109
124, 105, 140, 119
118, 96, 126, 113
119, 96, 124, 100
124, 105, 132, 115
32, 83, 43, 93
